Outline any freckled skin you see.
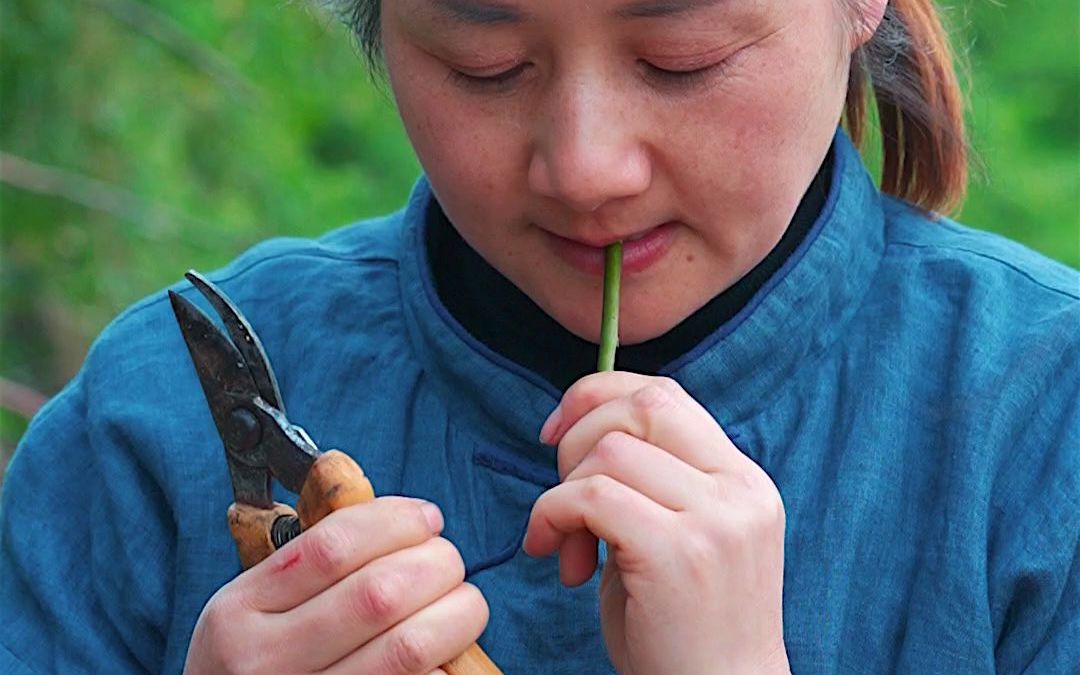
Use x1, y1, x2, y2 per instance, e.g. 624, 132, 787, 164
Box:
381, 0, 858, 344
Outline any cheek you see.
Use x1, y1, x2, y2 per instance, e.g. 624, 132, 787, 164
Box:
398, 93, 499, 194
397, 98, 532, 254
676, 28, 843, 205
385, 45, 526, 222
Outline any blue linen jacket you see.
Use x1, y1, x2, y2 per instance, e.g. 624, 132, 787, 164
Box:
1, 130, 1077, 673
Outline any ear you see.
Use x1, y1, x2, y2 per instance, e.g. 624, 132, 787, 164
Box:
850, 0, 888, 49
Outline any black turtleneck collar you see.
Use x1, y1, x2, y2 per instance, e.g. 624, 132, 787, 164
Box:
426, 150, 833, 392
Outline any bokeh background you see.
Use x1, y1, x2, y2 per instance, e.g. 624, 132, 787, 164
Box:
1, 1, 1078, 473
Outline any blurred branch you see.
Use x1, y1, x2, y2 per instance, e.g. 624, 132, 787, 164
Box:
86, 0, 259, 101
0, 151, 215, 244
0, 377, 47, 421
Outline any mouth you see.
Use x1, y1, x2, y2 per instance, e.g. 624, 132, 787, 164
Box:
542, 221, 681, 275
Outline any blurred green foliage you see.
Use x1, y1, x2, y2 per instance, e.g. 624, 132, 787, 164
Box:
1, 0, 1078, 453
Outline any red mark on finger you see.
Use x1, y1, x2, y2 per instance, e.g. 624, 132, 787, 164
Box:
276, 551, 302, 572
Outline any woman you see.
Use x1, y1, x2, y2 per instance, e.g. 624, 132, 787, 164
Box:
1, 0, 1076, 673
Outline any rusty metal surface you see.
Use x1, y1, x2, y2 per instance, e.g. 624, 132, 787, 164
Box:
169, 270, 319, 508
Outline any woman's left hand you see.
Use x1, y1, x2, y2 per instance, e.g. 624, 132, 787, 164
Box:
523, 372, 791, 675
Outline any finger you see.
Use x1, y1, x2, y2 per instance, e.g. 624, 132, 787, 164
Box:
281, 537, 466, 672
322, 583, 490, 675
600, 569, 628, 648
238, 496, 444, 613
559, 531, 599, 587
556, 376, 737, 477
564, 431, 715, 511
523, 475, 674, 571
540, 371, 654, 445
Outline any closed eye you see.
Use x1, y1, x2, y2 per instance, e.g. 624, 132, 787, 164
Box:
640, 60, 725, 90
449, 62, 531, 91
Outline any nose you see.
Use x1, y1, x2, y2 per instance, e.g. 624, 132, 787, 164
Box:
527, 77, 652, 214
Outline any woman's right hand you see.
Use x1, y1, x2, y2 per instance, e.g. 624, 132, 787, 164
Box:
183, 497, 489, 675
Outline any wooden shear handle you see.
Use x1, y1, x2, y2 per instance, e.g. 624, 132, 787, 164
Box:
227, 450, 502, 675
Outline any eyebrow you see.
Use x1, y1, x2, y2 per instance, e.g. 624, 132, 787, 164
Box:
426, 0, 725, 25
427, 0, 529, 25
615, 0, 727, 19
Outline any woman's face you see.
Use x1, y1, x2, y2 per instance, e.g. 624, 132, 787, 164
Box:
382, 0, 872, 343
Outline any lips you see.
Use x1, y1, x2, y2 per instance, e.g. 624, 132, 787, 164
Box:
544, 221, 680, 275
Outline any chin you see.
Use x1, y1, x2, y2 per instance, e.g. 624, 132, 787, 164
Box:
554, 305, 685, 346
618, 311, 683, 345
529, 275, 695, 345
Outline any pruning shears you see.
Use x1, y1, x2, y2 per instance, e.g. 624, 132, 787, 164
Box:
169, 271, 501, 675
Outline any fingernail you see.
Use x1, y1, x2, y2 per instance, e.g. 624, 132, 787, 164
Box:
420, 502, 444, 534
539, 405, 562, 444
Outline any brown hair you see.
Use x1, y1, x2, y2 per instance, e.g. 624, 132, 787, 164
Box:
845, 0, 969, 214
325, 0, 969, 214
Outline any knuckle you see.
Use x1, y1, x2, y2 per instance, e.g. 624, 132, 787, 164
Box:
385, 627, 431, 675
461, 582, 491, 628
708, 492, 785, 545
593, 431, 628, 465
653, 376, 684, 397
738, 466, 766, 491
721, 512, 756, 548
195, 595, 257, 674
773, 494, 787, 528
398, 500, 439, 539
203, 586, 247, 630
734, 470, 786, 531
217, 649, 258, 675
430, 537, 467, 583
372, 498, 434, 541
304, 523, 352, 576
754, 489, 787, 532
200, 589, 232, 627
566, 374, 606, 411
350, 572, 403, 625
581, 474, 618, 505
631, 382, 678, 414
